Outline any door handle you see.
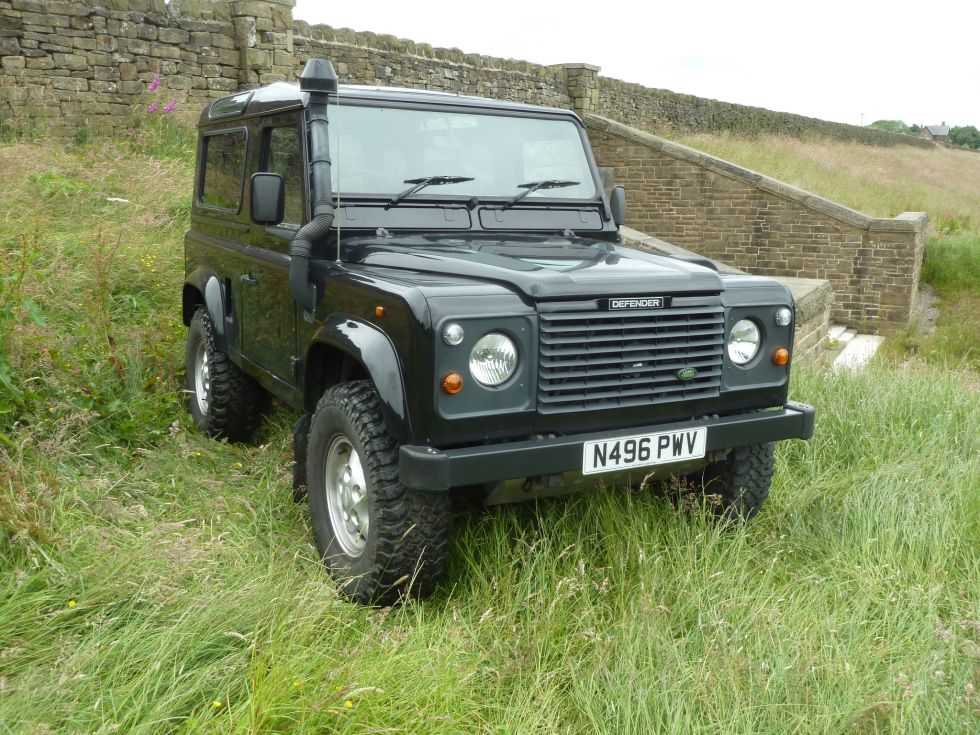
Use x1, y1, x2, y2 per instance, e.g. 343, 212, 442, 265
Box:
240, 273, 258, 286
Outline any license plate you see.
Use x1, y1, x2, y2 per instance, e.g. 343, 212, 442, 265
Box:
582, 427, 707, 475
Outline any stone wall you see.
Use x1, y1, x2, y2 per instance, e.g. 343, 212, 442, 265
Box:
0, 0, 929, 328
597, 76, 933, 148
0, 0, 931, 149
588, 115, 927, 330
0, 0, 253, 135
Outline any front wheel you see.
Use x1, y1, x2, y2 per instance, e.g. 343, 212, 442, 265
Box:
686, 442, 775, 521
307, 381, 451, 605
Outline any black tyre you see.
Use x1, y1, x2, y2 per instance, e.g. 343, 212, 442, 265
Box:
307, 381, 451, 605
688, 442, 775, 521
185, 308, 264, 442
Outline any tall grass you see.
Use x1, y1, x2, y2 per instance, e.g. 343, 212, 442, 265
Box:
1, 135, 978, 733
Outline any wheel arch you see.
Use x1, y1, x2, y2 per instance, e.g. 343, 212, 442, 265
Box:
304, 316, 412, 443
183, 269, 230, 353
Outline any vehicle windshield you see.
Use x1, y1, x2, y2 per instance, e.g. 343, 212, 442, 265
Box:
328, 103, 597, 201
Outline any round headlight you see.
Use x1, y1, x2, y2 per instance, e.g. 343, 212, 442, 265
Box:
775, 307, 792, 327
469, 333, 518, 386
727, 319, 761, 365
442, 322, 464, 346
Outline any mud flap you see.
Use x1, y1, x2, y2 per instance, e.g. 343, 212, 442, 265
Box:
292, 413, 311, 502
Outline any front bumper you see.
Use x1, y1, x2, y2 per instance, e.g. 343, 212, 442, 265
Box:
400, 401, 815, 491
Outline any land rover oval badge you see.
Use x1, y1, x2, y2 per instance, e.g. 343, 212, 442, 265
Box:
676, 367, 698, 381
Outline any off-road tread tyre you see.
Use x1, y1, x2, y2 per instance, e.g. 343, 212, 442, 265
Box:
700, 442, 775, 521
307, 381, 451, 606
185, 308, 264, 442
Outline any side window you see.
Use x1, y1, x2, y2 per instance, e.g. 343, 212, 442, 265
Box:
263, 125, 305, 225
200, 130, 246, 210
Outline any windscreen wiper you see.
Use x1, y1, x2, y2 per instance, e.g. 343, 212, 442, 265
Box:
504, 179, 580, 208
387, 175, 474, 208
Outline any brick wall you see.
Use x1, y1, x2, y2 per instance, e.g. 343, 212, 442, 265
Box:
587, 115, 927, 330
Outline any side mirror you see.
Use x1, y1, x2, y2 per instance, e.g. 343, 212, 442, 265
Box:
610, 185, 626, 227
250, 172, 285, 225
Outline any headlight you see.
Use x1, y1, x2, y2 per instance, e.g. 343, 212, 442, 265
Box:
775, 307, 792, 326
727, 319, 761, 365
469, 333, 518, 386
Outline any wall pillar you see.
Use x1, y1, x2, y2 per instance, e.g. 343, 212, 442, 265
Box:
558, 63, 600, 116
230, 0, 296, 88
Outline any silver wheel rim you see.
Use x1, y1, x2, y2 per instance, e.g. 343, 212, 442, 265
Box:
324, 435, 369, 557
193, 340, 211, 415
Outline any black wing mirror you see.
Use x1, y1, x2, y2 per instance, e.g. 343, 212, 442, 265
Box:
250, 172, 285, 225
610, 185, 626, 227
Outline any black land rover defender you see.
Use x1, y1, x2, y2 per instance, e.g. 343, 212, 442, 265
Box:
183, 59, 815, 604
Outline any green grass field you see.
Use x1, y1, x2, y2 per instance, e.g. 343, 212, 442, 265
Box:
1, 130, 978, 734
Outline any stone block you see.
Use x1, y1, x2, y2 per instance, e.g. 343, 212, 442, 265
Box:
241, 46, 269, 69
52, 52, 87, 70
90, 80, 118, 94
118, 62, 136, 80
51, 76, 88, 91
69, 16, 94, 31
22, 11, 67, 28
93, 65, 118, 81
0, 34, 20, 54
150, 44, 181, 59
207, 76, 236, 91
24, 55, 52, 69
1, 55, 25, 69
95, 34, 117, 52
158, 27, 190, 44
117, 80, 144, 94
230, 1, 273, 20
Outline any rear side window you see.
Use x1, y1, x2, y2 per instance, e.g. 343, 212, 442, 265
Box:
200, 130, 246, 210
263, 125, 305, 225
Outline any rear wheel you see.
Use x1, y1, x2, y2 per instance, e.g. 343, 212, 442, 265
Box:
307, 381, 451, 605
685, 442, 775, 521
184, 308, 264, 441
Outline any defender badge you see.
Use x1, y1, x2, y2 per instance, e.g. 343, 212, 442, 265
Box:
676, 367, 698, 381
607, 296, 666, 310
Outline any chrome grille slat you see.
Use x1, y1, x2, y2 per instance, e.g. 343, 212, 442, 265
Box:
537, 303, 725, 413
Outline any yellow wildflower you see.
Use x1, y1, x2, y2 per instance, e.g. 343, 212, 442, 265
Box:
234, 462, 243, 469
212, 700, 223, 709
344, 700, 353, 709
67, 599, 76, 608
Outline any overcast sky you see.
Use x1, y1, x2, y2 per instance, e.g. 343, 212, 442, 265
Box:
294, 0, 979, 128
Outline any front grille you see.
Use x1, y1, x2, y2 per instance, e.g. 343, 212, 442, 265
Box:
537, 304, 725, 413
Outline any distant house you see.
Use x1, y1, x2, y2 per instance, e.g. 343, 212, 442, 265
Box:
920, 123, 950, 144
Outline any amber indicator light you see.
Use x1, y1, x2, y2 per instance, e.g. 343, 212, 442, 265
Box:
441, 372, 464, 395
375, 305, 385, 317
772, 347, 790, 366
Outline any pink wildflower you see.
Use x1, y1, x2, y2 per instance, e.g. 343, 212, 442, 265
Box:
163, 99, 177, 113
148, 73, 161, 92
147, 100, 159, 114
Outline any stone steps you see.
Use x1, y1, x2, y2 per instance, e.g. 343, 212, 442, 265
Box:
827, 327, 884, 372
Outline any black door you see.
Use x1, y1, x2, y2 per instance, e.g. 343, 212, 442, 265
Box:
240, 113, 307, 383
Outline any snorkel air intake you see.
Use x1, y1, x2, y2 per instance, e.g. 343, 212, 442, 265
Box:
289, 59, 338, 315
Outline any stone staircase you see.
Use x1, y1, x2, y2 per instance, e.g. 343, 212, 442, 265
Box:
827, 326, 885, 372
